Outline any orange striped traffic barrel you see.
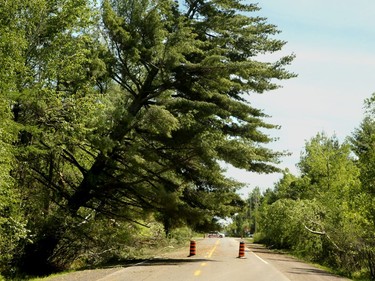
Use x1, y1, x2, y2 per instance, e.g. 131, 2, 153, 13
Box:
238, 241, 245, 258
189, 240, 196, 256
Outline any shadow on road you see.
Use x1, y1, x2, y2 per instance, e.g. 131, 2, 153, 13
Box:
245, 243, 349, 280
99, 257, 217, 269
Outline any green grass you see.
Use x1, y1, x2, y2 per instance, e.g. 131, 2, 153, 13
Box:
27, 272, 72, 281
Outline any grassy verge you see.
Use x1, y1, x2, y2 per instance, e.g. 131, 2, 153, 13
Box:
19, 237, 193, 281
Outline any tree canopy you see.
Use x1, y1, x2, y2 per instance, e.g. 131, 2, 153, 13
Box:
0, 0, 295, 276
241, 128, 375, 279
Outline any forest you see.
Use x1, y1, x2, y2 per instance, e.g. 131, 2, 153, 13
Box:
0, 0, 295, 279
2, 0, 374, 280
231, 114, 375, 280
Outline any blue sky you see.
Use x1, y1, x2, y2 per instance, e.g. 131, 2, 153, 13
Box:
227, 1, 375, 196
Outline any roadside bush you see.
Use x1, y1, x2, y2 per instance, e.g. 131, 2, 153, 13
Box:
52, 217, 192, 270
257, 199, 299, 249
168, 227, 194, 244
257, 199, 325, 261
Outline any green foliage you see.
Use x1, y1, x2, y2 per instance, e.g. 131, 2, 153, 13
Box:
253, 132, 375, 279
0, 0, 296, 276
298, 133, 360, 199
72, 0, 294, 231
226, 187, 261, 237
257, 199, 324, 257
0, 0, 30, 274
349, 93, 375, 279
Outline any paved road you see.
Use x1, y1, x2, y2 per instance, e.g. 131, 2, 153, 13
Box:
44, 238, 351, 281
91, 238, 291, 281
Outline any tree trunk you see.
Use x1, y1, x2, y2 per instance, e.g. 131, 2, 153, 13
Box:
164, 217, 171, 238
67, 96, 144, 214
67, 152, 109, 213
16, 216, 66, 276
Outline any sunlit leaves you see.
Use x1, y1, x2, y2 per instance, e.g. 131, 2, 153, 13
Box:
0, 0, 297, 274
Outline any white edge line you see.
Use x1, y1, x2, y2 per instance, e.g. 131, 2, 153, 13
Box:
96, 260, 149, 281
252, 252, 269, 264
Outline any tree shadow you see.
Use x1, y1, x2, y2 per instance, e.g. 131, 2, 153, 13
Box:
247, 243, 279, 255
98, 257, 216, 269
265, 257, 296, 263
288, 267, 343, 278
246, 244, 346, 280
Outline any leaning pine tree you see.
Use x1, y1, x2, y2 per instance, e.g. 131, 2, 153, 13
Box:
84, 0, 296, 232
13, 0, 295, 274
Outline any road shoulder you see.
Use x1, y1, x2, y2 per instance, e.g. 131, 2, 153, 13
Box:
248, 243, 351, 281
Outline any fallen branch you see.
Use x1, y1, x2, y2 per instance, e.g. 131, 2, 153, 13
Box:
304, 225, 343, 252
304, 224, 325, 235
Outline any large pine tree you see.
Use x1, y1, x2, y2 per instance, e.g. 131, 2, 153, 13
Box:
9, 0, 295, 274
67, 0, 295, 217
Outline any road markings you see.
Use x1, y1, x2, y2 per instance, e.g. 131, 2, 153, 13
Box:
96, 260, 149, 281
194, 270, 202, 276
194, 240, 221, 277
253, 252, 269, 264
206, 239, 220, 258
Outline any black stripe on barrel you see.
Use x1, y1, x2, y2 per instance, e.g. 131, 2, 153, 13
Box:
189, 240, 196, 256
238, 241, 245, 258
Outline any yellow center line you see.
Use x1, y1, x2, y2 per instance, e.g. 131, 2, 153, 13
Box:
194, 270, 202, 276
207, 239, 220, 258
194, 240, 220, 277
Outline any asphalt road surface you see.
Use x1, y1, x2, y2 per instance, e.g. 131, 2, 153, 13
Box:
96, 237, 289, 281
45, 237, 351, 281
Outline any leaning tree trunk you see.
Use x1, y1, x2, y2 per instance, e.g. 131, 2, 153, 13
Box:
15, 216, 67, 276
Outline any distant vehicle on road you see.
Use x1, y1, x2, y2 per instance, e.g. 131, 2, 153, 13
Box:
207, 231, 225, 238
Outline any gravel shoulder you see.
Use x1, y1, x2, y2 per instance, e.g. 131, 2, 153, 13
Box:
248, 243, 351, 281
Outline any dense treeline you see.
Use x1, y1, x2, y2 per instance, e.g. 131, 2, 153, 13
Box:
233, 97, 375, 280
0, 0, 294, 278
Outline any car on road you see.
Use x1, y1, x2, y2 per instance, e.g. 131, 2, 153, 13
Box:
207, 231, 225, 238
